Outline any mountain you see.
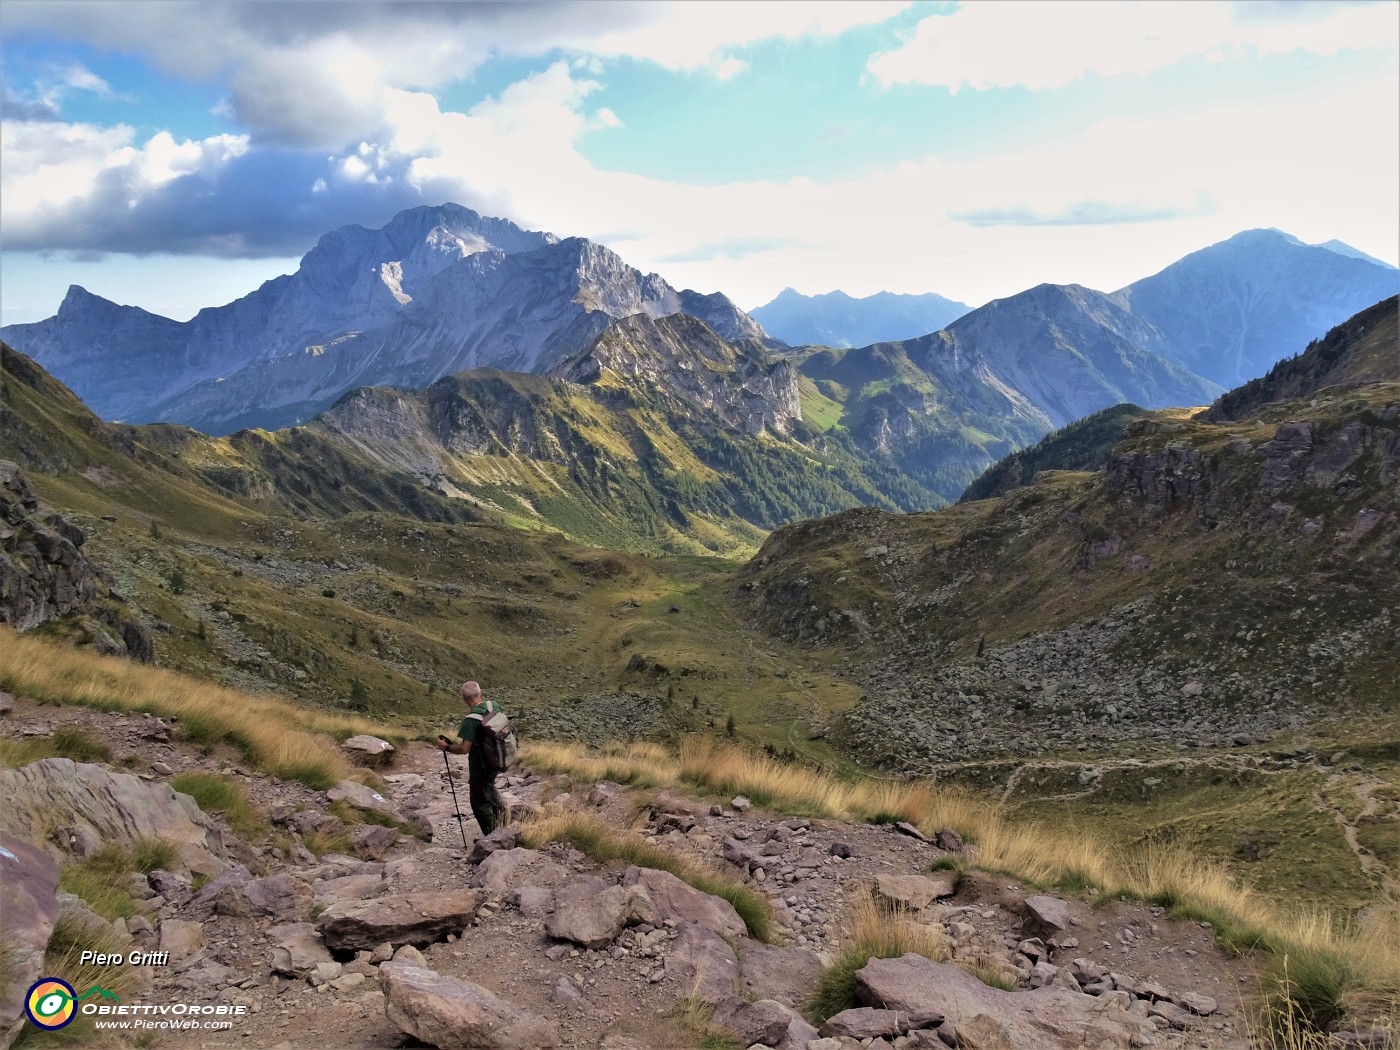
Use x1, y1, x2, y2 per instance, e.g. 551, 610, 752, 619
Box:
1202, 295, 1399, 423
1118, 228, 1399, 388
736, 303, 1400, 774
957, 402, 1165, 503
1, 204, 772, 435
751, 288, 971, 348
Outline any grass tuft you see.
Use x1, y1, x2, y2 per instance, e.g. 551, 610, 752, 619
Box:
809, 890, 950, 1022
171, 771, 267, 838
521, 810, 776, 943
56, 840, 175, 921
12, 911, 140, 1049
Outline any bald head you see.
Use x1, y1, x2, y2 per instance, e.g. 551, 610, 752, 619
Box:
459, 681, 482, 703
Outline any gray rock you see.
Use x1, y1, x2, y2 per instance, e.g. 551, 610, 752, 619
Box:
150, 761, 174, 777
391, 944, 427, 968
379, 962, 560, 1049
664, 922, 740, 1005
514, 885, 555, 918
470, 847, 566, 895
0, 691, 12, 716
1148, 1001, 1194, 1030
874, 873, 956, 911
553, 976, 585, 1003
468, 825, 522, 864
822, 1007, 909, 1039
0, 759, 229, 875
326, 780, 403, 822
855, 953, 1156, 1049
893, 822, 928, 842
307, 961, 343, 987
1175, 992, 1217, 1016
1022, 895, 1075, 934
317, 889, 481, 950
737, 941, 824, 1008
341, 736, 395, 761
712, 996, 811, 1048
546, 877, 644, 949
0, 832, 60, 1046
158, 919, 204, 962
622, 866, 746, 938
731, 795, 752, 812
351, 824, 398, 860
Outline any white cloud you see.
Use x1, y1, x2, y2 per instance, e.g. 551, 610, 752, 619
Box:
594, 106, 623, 128
868, 0, 1399, 90
714, 57, 751, 81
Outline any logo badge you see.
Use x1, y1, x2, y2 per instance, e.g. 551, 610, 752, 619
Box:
25, 978, 77, 1030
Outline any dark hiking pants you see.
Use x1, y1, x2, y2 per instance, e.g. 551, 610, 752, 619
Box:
469, 770, 504, 836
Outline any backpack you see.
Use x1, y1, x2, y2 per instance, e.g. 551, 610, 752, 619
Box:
469, 702, 519, 772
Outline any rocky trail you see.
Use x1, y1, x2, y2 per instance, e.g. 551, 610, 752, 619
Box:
3, 695, 1265, 1049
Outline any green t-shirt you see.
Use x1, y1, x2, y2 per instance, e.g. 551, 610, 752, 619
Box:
457, 700, 501, 746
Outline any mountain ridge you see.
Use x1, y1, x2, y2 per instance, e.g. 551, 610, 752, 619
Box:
751, 287, 971, 348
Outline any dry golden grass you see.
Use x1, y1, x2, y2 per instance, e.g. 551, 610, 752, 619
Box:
0, 627, 400, 789
528, 734, 1400, 1031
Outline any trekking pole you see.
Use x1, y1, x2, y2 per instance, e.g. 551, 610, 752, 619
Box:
439, 742, 471, 852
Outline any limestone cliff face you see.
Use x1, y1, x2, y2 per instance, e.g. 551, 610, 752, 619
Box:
0, 461, 153, 660
1, 205, 772, 436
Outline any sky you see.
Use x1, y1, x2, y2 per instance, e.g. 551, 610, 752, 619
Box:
1, 0, 1397, 326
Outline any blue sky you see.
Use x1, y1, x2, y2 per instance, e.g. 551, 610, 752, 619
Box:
2, 1, 1396, 325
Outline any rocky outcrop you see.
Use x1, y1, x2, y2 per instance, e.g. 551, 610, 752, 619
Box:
378, 962, 560, 1049
0, 832, 60, 1049
0, 759, 230, 874
855, 953, 1158, 1048
0, 461, 152, 659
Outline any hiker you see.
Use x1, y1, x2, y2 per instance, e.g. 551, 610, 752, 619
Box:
437, 681, 506, 836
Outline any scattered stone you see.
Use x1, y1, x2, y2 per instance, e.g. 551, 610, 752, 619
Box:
151, 761, 174, 776
351, 824, 398, 860
933, 829, 964, 852
391, 944, 427, 968
1149, 1000, 1195, 1030
829, 841, 854, 859
326, 780, 402, 822
894, 822, 928, 842
731, 796, 752, 812
0, 691, 12, 716
379, 962, 560, 1049
1022, 895, 1075, 934
1176, 992, 1217, 1016
468, 825, 523, 864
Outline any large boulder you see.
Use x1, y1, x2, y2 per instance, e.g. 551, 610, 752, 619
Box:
471, 848, 567, 895
0, 759, 230, 875
621, 866, 746, 939
663, 922, 740, 1006
341, 736, 394, 765
317, 889, 481, 951
1022, 895, 1076, 935
546, 876, 646, 949
713, 997, 817, 1049
0, 832, 60, 1049
855, 954, 1157, 1049
379, 962, 560, 1049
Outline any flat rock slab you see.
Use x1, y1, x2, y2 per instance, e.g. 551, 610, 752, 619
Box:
0, 832, 60, 1042
379, 962, 560, 1049
327, 780, 402, 822
822, 1007, 910, 1039
874, 872, 956, 911
0, 758, 229, 875
737, 941, 824, 1009
713, 996, 814, 1048
664, 922, 740, 1006
318, 889, 481, 951
622, 865, 746, 939
342, 735, 394, 759
856, 954, 1157, 1049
